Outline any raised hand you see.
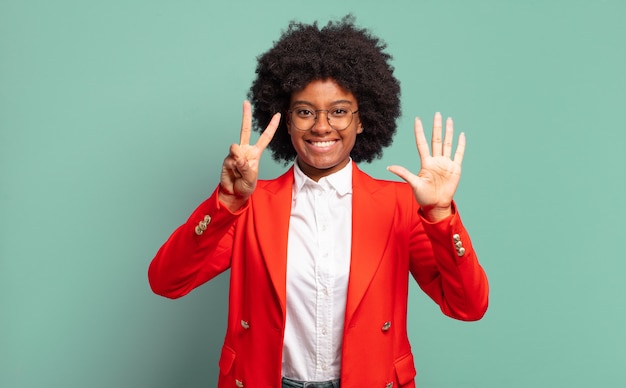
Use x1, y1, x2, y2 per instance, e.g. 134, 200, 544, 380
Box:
387, 112, 465, 222
219, 101, 281, 211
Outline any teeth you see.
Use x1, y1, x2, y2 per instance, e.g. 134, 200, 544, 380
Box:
311, 141, 335, 147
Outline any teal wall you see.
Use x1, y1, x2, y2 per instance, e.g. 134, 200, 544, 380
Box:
2, 1, 625, 387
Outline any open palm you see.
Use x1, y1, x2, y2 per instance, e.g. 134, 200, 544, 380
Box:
388, 112, 465, 222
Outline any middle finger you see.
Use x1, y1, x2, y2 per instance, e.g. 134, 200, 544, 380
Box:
240, 100, 252, 146
431, 112, 443, 157
442, 117, 454, 158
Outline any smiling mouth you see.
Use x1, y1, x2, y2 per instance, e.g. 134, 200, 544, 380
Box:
308, 140, 337, 147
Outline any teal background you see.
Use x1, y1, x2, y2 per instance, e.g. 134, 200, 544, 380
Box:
2, 0, 625, 387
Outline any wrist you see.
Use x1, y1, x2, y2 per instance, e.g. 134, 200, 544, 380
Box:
421, 205, 452, 223
218, 184, 249, 212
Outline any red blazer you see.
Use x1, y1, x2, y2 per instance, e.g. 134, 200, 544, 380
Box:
149, 164, 489, 388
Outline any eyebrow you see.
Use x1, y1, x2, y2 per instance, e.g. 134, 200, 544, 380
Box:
290, 99, 355, 107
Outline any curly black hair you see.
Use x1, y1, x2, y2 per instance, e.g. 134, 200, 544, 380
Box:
248, 15, 401, 164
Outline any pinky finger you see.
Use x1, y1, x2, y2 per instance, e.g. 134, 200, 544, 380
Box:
453, 132, 466, 164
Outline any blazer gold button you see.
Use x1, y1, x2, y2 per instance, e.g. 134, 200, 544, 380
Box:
198, 220, 208, 231
194, 225, 204, 236
382, 321, 391, 331
385, 382, 393, 388
240, 320, 250, 329
235, 379, 244, 387
453, 233, 461, 242
457, 247, 466, 257
204, 215, 212, 223
455, 241, 463, 249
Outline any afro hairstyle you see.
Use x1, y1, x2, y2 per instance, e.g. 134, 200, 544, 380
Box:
248, 15, 401, 164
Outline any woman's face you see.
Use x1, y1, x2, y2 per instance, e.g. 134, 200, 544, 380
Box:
287, 78, 363, 181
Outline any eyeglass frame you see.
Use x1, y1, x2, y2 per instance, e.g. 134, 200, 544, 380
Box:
286, 107, 360, 131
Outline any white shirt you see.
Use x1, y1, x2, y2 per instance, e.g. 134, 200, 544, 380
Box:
282, 160, 353, 381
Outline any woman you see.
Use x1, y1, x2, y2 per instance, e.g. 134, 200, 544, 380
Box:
149, 16, 489, 388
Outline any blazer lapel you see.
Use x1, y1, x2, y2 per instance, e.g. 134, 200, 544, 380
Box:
251, 168, 294, 316
250, 165, 395, 325
345, 165, 395, 325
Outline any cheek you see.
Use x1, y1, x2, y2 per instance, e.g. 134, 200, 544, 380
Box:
343, 134, 358, 151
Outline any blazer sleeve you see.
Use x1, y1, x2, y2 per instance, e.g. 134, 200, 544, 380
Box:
148, 185, 246, 299
409, 202, 489, 321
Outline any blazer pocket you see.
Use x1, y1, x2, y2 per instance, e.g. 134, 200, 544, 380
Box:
218, 345, 236, 375
394, 352, 417, 386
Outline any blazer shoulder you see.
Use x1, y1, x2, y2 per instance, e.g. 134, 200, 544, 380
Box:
352, 165, 413, 195
255, 167, 295, 193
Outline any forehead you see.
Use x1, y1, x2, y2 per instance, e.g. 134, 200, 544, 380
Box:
290, 78, 357, 106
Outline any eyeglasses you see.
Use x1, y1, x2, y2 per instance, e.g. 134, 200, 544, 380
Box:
288, 107, 359, 131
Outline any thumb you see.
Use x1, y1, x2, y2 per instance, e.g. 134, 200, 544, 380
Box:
387, 165, 414, 183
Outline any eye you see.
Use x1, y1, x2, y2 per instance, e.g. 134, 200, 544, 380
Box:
329, 107, 349, 117
295, 109, 314, 118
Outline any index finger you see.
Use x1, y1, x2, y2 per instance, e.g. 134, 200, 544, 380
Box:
240, 100, 252, 146
254, 112, 282, 151
414, 117, 431, 162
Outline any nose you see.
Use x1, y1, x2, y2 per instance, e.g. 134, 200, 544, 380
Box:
311, 110, 332, 133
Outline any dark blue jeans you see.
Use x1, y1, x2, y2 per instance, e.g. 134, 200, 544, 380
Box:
282, 377, 341, 388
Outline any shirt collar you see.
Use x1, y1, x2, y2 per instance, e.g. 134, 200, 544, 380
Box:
293, 159, 353, 197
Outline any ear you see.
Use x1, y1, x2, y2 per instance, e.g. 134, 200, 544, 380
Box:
286, 113, 292, 134
356, 120, 364, 134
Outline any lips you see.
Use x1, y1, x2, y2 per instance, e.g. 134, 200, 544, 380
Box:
308, 140, 338, 148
